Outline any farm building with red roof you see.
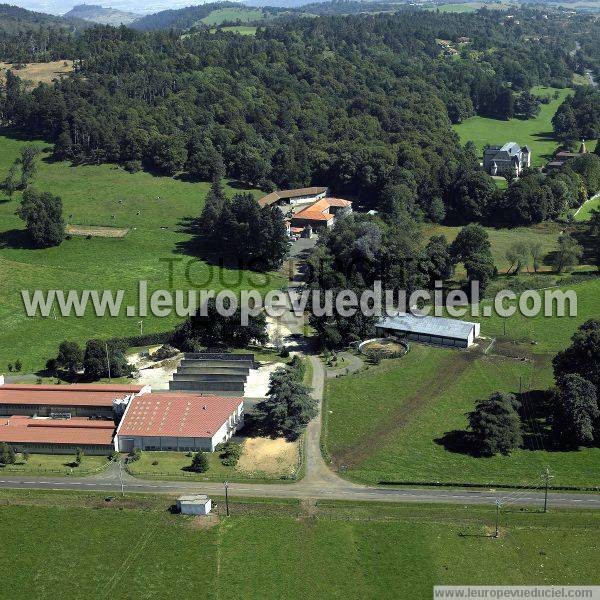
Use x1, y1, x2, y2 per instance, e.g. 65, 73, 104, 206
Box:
0, 415, 115, 455
0, 383, 146, 418
115, 393, 244, 453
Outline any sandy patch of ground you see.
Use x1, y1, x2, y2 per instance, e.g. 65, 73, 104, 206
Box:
245, 362, 285, 397
67, 224, 129, 238
237, 437, 299, 477
0, 60, 73, 86
128, 350, 182, 390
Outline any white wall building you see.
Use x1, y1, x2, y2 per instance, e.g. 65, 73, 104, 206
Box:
114, 393, 244, 453
177, 494, 212, 515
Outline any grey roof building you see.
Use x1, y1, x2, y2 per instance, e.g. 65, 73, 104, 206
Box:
483, 142, 531, 177
376, 314, 480, 348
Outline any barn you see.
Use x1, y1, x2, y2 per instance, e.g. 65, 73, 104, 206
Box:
114, 393, 244, 453
375, 314, 480, 348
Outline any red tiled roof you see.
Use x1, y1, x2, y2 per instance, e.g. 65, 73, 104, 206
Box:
323, 197, 352, 207
293, 197, 352, 221
117, 393, 242, 439
292, 210, 334, 222
0, 415, 114, 446
0, 384, 142, 408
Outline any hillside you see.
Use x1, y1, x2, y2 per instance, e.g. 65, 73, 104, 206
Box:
131, 1, 240, 31
64, 3, 140, 25
0, 3, 87, 31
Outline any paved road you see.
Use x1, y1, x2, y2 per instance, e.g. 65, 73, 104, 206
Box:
1, 355, 599, 509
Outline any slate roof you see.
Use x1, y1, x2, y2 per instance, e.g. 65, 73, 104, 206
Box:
377, 314, 478, 341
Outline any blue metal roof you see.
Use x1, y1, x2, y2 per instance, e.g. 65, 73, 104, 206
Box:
377, 314, 477, 340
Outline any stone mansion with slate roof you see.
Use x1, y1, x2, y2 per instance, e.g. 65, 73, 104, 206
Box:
483, 142, 531, 177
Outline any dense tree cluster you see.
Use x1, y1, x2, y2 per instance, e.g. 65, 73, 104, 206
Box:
480, 153, 600, 226
252, 357, 316, 440
172, 298, 268, 351
467, 392, 523, 456
0, 9, 594, 218
195, 180, 289, 270
552, 87, 600, 143
82, 339, 131, 380
552, 320, 600, 447
305, 214, 496, 347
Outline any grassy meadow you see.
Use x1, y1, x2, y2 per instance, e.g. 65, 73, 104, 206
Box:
0, 490, 598, 599
422, 221, 581, 274
127, 447, 299, 483
0, 453, 109, 476
0, 133, 283, 372
430, 2, 515, 12
454, 86, 573, 167
201, 7, 265, 25
324, 279, 600, 488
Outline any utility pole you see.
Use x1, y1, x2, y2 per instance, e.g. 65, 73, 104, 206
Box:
138, 320, 143, 336
119, 459, 125, 497
224, 481, 230, 516
105, 342, 112, 383
518, 375, 522, 397
494, 499, 501, 538
503, 317, 506, 336
542, 467, 554, 513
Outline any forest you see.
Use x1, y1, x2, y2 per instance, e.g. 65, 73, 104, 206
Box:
0, 7, 598, 224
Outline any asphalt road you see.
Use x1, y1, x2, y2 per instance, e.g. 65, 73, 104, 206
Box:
1, 356, 599, 509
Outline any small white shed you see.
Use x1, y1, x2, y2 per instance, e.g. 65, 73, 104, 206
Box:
176, 494, 212, 515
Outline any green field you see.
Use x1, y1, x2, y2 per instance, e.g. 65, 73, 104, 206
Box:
211, 25, 258, 35
429, 1, 515, 12
423, 221, 578, 274
0, 490, 598, 599
454, 87, 573, 167
324, 279, 600, 488
201, 7, 265, 25
0, 453, 109, 476
0, 133, 283, 372
127, 449, 298, 483
574, 193, 600, 222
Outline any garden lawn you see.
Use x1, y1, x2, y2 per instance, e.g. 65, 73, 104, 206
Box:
326, 349, 600, 488
454, 87, 573, 167
1, 495, 598, 599
0, 133, 283, 372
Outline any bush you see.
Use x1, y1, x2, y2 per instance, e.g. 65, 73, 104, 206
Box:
189, 450, 209, 473
219, 441, 242, 466
128, 448, 142, 463
0, 442, 16, 465
152, 460, 159, 466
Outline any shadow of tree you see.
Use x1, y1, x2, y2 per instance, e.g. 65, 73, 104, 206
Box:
0, 228, 36, 250
434, 429, 482, 456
